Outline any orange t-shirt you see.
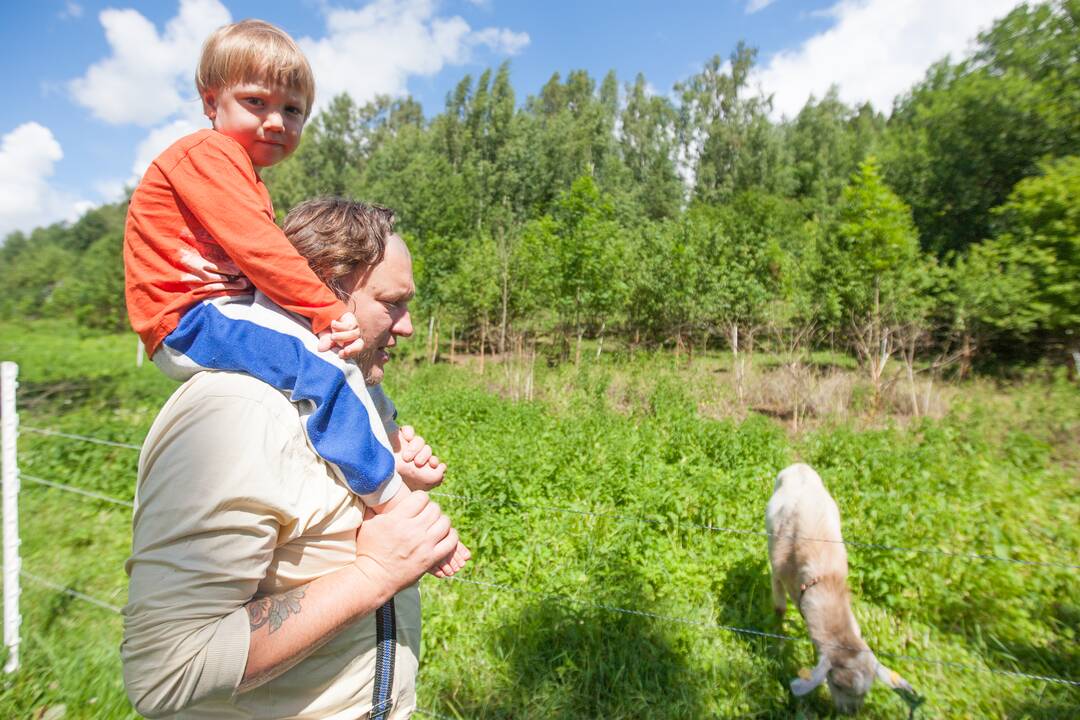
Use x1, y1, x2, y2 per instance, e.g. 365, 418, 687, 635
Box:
124, 130, 347, 355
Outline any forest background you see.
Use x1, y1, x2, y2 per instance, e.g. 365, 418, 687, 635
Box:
1, 2, 1079, 718
2, 0, 1078, 397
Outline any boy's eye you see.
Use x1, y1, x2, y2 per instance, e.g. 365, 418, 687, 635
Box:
243, 97, 265, 107
286, 105, 304, 116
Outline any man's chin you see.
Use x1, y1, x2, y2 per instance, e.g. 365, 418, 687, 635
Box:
361, 363, 384, 386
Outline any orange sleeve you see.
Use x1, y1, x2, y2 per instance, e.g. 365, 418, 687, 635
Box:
164, 134, 347, 334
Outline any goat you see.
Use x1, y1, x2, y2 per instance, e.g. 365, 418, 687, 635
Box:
766, 463, 917, 714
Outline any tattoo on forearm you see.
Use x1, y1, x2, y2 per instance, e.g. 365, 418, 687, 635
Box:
247, 587, 306, 634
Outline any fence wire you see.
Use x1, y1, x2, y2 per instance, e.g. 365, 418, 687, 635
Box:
13, 424, 1080, 692
22, 473, 133, 508
432, 492, 1080, 571
438, 574, 1080, 688
18, 427, 1077, 570
21, 426, 142, 451
21, 571, 123, 614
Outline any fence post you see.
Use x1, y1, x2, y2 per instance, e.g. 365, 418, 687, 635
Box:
1, 362, 20, 673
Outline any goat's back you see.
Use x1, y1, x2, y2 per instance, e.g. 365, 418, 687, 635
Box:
766, 463, 847, 587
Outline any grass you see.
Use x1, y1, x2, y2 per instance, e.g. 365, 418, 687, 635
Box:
1, 320, 1078, 718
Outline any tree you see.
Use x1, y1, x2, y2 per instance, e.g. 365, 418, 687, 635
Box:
677, 44, 791, 204
818, 158, 927, 404
990, 155, 1080, 352
620, 74, 683, 220
523, 175, 629, 360
881, 1, 1079, 255
786, 88, 882, 212
52, 232, 128, 331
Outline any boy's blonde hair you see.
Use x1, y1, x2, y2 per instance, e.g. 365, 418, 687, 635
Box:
196, 19, 315, 116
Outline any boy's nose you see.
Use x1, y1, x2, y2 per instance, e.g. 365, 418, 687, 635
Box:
263, 112, 284, 132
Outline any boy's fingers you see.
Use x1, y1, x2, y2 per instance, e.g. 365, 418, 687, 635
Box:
316, 332, 333, 352
337, 339, 364, 359
399, 425, 415, 442
331, 328, 362, 342
413, 445, 433, 467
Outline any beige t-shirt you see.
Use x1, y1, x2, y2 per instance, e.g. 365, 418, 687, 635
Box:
122, 371, 419, 719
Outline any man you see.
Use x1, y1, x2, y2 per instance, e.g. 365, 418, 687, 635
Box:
122, 198, 458, 719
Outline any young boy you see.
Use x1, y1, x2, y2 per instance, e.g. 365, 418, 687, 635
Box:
124, 19, 462, 571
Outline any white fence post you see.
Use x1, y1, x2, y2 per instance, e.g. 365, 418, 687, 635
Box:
1, 361, 21, 673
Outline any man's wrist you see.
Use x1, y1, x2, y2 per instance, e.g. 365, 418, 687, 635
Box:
350, 555, 404, 607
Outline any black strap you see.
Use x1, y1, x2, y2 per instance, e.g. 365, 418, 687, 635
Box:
369, 598, 396, 720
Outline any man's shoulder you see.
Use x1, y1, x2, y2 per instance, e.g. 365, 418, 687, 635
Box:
169, 371, 298, 422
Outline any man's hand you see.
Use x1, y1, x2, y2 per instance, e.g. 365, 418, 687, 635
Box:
316, 311, 364, 359
393, 425, 447, 491
178, 249, 252, 293
353, 491, 459, 589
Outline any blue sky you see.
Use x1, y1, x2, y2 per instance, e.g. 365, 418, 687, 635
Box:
0, 0, 1023, 237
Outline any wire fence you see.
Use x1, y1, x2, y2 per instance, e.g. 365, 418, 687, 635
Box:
8, 420, 1080, 698
18, 425, 1080, 571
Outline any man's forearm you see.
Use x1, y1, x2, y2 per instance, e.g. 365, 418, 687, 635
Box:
238, 560, 397, 693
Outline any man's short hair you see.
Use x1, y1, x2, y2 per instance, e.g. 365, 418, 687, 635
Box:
283, 198, 398, 301
196, 19, 315, 117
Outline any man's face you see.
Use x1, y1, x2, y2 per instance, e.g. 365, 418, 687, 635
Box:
344, 234, 415, 385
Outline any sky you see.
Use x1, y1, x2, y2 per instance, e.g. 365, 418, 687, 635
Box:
0, 0, 1025, 238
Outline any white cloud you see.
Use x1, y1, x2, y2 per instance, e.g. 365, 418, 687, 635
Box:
755, 0, 1024, 119
65, 0, 529, 208
746, 0, 777, 13
68, 0, 230, 126
0, 123, 91, 237
59, 2, 84, 20
300, 0, 529, 112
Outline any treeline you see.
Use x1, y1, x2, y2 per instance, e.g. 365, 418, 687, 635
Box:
2, 0, 1077, 374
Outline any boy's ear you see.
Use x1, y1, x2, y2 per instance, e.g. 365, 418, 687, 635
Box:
201, 91, 217, 121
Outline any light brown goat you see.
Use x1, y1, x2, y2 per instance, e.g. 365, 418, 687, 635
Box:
766, 463, 915, 713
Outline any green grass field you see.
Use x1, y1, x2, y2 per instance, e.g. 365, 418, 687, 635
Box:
1, 320, 1077, 719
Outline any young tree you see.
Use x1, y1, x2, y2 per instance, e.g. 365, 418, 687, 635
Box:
818, 158, 926, 406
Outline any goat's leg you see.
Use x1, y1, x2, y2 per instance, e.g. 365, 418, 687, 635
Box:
771, 572, 787, 621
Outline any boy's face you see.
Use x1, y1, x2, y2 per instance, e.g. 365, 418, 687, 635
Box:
202, 81, 307, 169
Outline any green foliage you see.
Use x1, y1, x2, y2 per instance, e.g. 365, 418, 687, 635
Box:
787, 89, 883, 212
51, 232, 128, 331
816, 158, 925, 325
991, 155, 1080, 342
4, 1, 1077, 367
677, 44, 792, 204
881, 0, 1080, 255
2, 321, 1076, 718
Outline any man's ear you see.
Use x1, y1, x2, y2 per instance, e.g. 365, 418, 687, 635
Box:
201, 91, 217, 121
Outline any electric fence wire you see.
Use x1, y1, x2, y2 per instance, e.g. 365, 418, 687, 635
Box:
22, 474, 133, 508
431, 492, 1080, 571
16, 556, 1080, 691
20, 571, 123, 614
439, 575, 1080, 688
21, 426, 142, 451
16, 426, 1079, 570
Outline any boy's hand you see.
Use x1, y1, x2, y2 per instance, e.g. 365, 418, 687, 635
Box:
178, 249, 252, 293
317, 311, 364, 359
394, 425, 447, 491
429, 539, 471, 579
